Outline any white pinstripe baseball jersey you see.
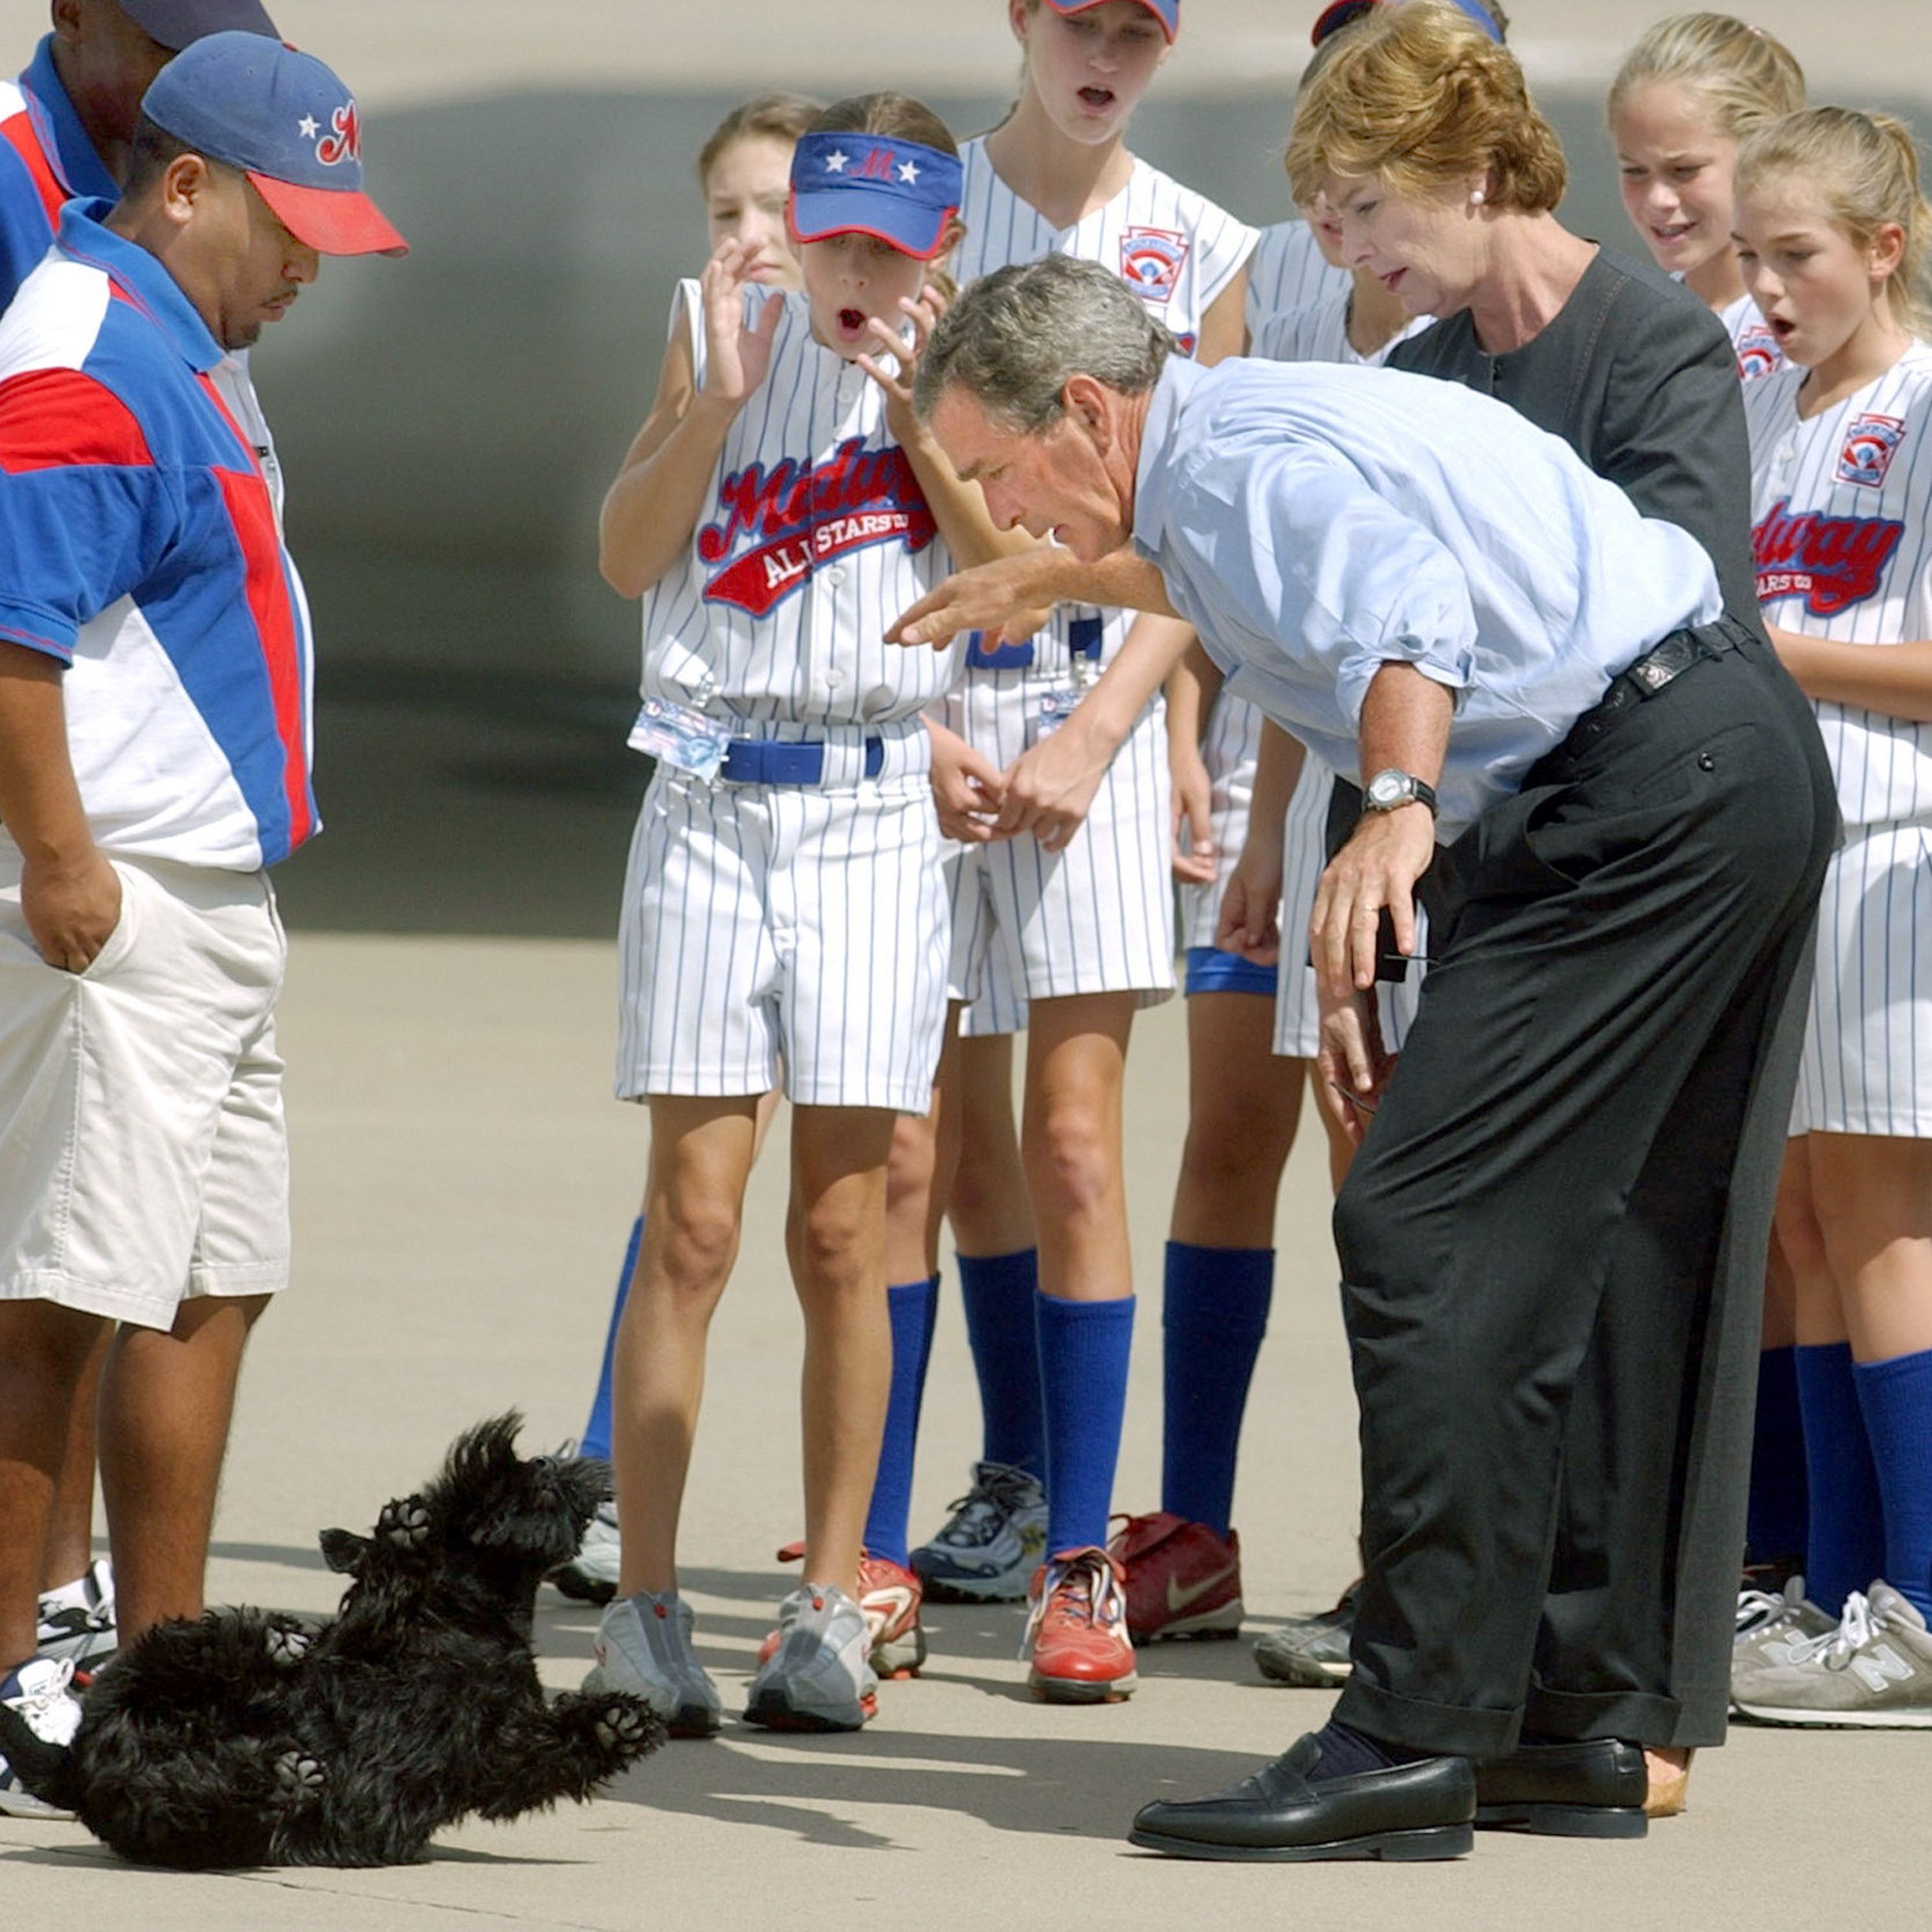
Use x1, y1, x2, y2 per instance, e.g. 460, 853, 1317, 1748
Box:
617, 280, 962, 1107
1719, 290, 1784, 386
1745, 341, 1932, 829
1746, 338, 1932, 1136
1243, 219, 1348, 349
638, 281, 964, 730
945, 140, 1256, 1025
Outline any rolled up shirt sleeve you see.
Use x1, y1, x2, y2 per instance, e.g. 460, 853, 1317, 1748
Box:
1173, 436, 1479, 730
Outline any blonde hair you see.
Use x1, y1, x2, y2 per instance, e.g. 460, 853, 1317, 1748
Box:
696, 93, 821, 188
1286, 0, 1565, 213
1736, 107, 1932, 338
1607, 15, 1804, 145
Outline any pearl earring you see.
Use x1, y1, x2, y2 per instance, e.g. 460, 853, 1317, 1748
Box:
1471, 189, 1486, 206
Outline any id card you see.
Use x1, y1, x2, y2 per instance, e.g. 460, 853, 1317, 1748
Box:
1036, 686, 1082, 737
628, 696, 730, 781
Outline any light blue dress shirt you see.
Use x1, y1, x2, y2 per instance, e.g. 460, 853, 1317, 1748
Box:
1131, 356, 1723, 836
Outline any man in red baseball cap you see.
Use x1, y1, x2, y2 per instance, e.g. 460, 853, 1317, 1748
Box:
0, 2, 287, 1778
0, 23, 403, 1824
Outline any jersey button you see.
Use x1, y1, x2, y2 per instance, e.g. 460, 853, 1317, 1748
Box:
824, 669, 846, 688
824, 566, 848, 586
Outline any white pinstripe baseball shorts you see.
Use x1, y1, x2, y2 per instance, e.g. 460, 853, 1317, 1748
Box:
1792, 818, 1932, 1137
616, 756, 949, 1113
941, 677, 1175, 1026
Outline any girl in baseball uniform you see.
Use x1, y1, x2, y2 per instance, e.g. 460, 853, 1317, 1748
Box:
1730, 107, 1932, 1726
1608, 13, 1805, 383
868, 0, 1254, 1706
554, 94, 818, 1612
586, 94, 1022, 1736
1607, 19, 1814, 1597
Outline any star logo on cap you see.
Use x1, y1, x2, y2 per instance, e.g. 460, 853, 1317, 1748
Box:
298, 114, 318, 139
898, 159, 920, 184
824, 149, 849, 174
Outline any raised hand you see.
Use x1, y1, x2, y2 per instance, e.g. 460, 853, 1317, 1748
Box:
698, 236, 784, 410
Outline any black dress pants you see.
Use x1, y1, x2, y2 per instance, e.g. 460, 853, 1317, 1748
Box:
1328, 628, 1836, 1758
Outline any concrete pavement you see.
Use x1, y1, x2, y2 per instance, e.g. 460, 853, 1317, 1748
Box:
2, 932, 1920, 1928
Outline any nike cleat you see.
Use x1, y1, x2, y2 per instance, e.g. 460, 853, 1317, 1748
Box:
1110, 1512, 1243, 1644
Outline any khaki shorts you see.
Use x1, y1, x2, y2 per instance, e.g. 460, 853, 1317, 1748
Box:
0, 842, 288, 1331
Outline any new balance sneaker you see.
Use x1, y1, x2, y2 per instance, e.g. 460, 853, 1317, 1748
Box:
745, 1585, 878, 1732
549, 1497, 621, 1606
1732, 1582, 1932, 1728
584, 1590, 721, 1738
1732, 1573, 1835, 1682
1, 1657, 82, 1820
1023, 1547, 1138, 1703
1253, 1581, 1358, 1686
36, 1558, 117, 1672
1108, 1512, 1243, 1643
912, 1461, 1048, 1603
769, 1544, 927, 1679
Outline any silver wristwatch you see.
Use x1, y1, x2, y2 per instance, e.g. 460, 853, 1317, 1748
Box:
1361, 768, 1440, 817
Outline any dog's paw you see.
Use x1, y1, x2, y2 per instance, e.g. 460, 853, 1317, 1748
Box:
593, 1697, 659, 1758
271, 1751, 325, 1804
376, 1498, 433, 1549
264, 1622, 313, 1668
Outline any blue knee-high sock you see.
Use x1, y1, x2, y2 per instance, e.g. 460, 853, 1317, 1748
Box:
578, 1217, 644, 1464
862, 1275, 941, 1568
1160, 1243, 1274, 1537
1853, 1345, 1932, 1617
1794, 1341, 1886, 1614
959, 1249, 1045, 1475
1747, 1345, 1810, 1568
1036, 1291, 1135, 1556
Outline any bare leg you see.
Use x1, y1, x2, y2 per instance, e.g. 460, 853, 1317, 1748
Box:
613, 1096, 759, 1598
1808, 1132, 1932, 1363
1022, 993, 1137, 1303
884, 1009, 960, 1287
1168, 992, 1301, 1249
950, 1032, 1037, 1258
790, 1106, 898, 1601
0, 1302, 104, 1671
42, 1327, 110, 1590
98, 1293, 270, 1644
1777, 1138, 1849, 1347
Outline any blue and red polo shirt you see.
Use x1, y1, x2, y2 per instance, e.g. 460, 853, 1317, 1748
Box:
0, 199, 315, 869
0, 36, 118, 308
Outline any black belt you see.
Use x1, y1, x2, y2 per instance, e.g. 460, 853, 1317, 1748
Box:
1563, 618, 1745, 753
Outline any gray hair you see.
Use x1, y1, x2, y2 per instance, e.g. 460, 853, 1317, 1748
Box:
913, 254, 1175, 432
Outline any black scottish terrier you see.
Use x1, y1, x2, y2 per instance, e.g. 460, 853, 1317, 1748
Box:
0, 1414, 662, 1868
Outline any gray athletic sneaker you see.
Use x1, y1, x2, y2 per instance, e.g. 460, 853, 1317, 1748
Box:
584, 1590, 721, 1738
1732, 1582, 1932, 1728
745, 1585, 877, 1733
912, 1461, 1049, 1603
1253, 1583, 1357, 1686
1732, 1573, 1835, 1682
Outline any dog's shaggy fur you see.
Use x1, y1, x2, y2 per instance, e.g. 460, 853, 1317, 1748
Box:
0, 1414, 662, 1868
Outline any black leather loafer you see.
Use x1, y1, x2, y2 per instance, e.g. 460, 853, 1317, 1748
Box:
1128, 1733, 1475, 1862
1474, 1739, 1648, 1838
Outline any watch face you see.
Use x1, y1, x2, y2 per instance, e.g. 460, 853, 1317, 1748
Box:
1367, 771, 1408, 808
